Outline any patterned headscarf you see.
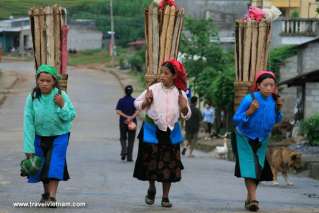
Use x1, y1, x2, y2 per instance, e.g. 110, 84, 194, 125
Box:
163, 59, 187, 92
36, 64, 61, 80
251, 70, 276, 93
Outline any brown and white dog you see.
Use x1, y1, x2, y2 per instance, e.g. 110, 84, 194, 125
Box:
267, 147, 302, 186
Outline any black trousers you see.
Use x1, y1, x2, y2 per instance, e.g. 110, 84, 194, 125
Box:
119, 123, 136, 161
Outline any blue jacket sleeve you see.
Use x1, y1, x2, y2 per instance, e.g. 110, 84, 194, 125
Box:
23, 95, 35, 153
233, 95, 253, 126
56, 91, 76, 122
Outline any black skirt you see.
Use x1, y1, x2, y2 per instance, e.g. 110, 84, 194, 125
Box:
233, 135, 273, 183
133, 125, 184, 183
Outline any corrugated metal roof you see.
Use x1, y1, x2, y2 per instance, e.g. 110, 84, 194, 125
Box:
0, 26, 30, 33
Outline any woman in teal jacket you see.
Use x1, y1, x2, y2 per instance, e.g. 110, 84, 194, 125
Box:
23, 64, 76, 206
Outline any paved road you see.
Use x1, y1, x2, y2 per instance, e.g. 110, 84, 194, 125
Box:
0, 61, 318, 213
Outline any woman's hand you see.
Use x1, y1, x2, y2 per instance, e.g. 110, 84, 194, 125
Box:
25, 153, 33, 159
125, 116, 133, 124
54, 94, 65, 108
246, 100, 259, 116
276, 97, 283, 111
178, 91, 188, 114
142, 88, 153, 109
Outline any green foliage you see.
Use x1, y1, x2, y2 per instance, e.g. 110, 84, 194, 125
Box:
208, 67, 235, 110
291, 10, 300, 18
267, 45, 297, 81
301, 113, 319, 146
128, 48, 146, 72
0, 0, 152, 47
0, 0, 101, 18
180, 17, 234, 108
68, 0, 151, 46
68, 49, 110, 66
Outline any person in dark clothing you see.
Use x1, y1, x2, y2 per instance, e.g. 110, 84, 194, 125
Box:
182, 96, 202, 157
116, 85, 139, 162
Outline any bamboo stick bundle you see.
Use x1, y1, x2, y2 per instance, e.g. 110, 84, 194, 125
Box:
238, 21, 244, 81
29, 8, 41, 68
170, 10, 180, 57
164, 6, 176, 62
29, 6, 68, 90
44, 7, 55, 67
264, 22, 272, 72
249, 21, 258, 81
144, 1, 185, 85
53, 6, 61, 71
243, 21, 252, 82
39, 9, 46, 65
145, 8, 151, 78
152, 6, 159, 78
256, 20, 267, 74
174, 9, 184, 57
234, 19, 272, 110
158, 6, 170, 74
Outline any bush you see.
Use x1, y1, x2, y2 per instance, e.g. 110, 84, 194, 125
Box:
301, 113, 319, 146
291, 10, 299, 18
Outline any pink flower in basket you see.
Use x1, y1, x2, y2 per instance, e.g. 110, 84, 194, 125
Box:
155, 0, 176, 9
245, 6, 265, 22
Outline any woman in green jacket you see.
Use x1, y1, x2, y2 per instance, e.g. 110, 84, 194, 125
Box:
23, 64, 76, 206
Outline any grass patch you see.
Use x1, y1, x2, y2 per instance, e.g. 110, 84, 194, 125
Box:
0, 0, 104, 19
68, 49, 111, 66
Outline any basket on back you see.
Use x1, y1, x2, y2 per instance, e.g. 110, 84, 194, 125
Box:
234, 7, 273, 110
144, 1, 185, 85
29, 5, 69, 91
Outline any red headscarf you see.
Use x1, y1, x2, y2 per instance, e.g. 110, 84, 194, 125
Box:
251, 70, 277, 93
159, 0, 176, 9
163, 59, 187, 92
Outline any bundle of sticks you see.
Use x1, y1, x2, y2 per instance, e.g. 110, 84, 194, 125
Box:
234, 19, 272, 109
144, 1, 184, 85
29, 5, 69, 91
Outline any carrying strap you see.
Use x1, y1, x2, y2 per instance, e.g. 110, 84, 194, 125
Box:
250, 92, 278, 113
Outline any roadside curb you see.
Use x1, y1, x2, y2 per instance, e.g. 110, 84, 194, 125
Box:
0, 71, 19, 106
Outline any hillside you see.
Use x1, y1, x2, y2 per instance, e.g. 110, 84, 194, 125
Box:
0, 0, 151, 46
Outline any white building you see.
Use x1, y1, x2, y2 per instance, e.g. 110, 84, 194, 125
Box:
0, 17, 32, 53
68, 19, 103, 51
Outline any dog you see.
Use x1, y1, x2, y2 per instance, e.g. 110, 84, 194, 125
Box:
267, 147, 302, 186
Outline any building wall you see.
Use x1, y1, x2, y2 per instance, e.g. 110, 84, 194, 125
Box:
280, 55, 298, 81
175, 0, 249, 45
280, 85, 298, 120
301, 42, 319, 74
279, 40, 319, 119
305, 83, 319, 117
300, 0, 319, 18
19, 30, 32, 52
68, 27, 103, 51
252, 0, 318, 18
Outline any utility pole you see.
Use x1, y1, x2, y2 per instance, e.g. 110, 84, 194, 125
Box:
289, 0, 291, 18
109, 0, 115, 67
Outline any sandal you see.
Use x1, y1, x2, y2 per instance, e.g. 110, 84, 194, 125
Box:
47, 197, 57, 208
245, 200, 259, 212
40, 193, 49, 203
182, 148, 187, 155
145, 189, 156, 205
161, 197, 173, 208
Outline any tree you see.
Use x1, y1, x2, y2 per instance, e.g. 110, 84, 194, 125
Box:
68, 0, 152, 47
180, 17, 235, 132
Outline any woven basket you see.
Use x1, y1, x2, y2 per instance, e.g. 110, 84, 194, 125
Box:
234, 81, 253, 110
58, 74, 68, 91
